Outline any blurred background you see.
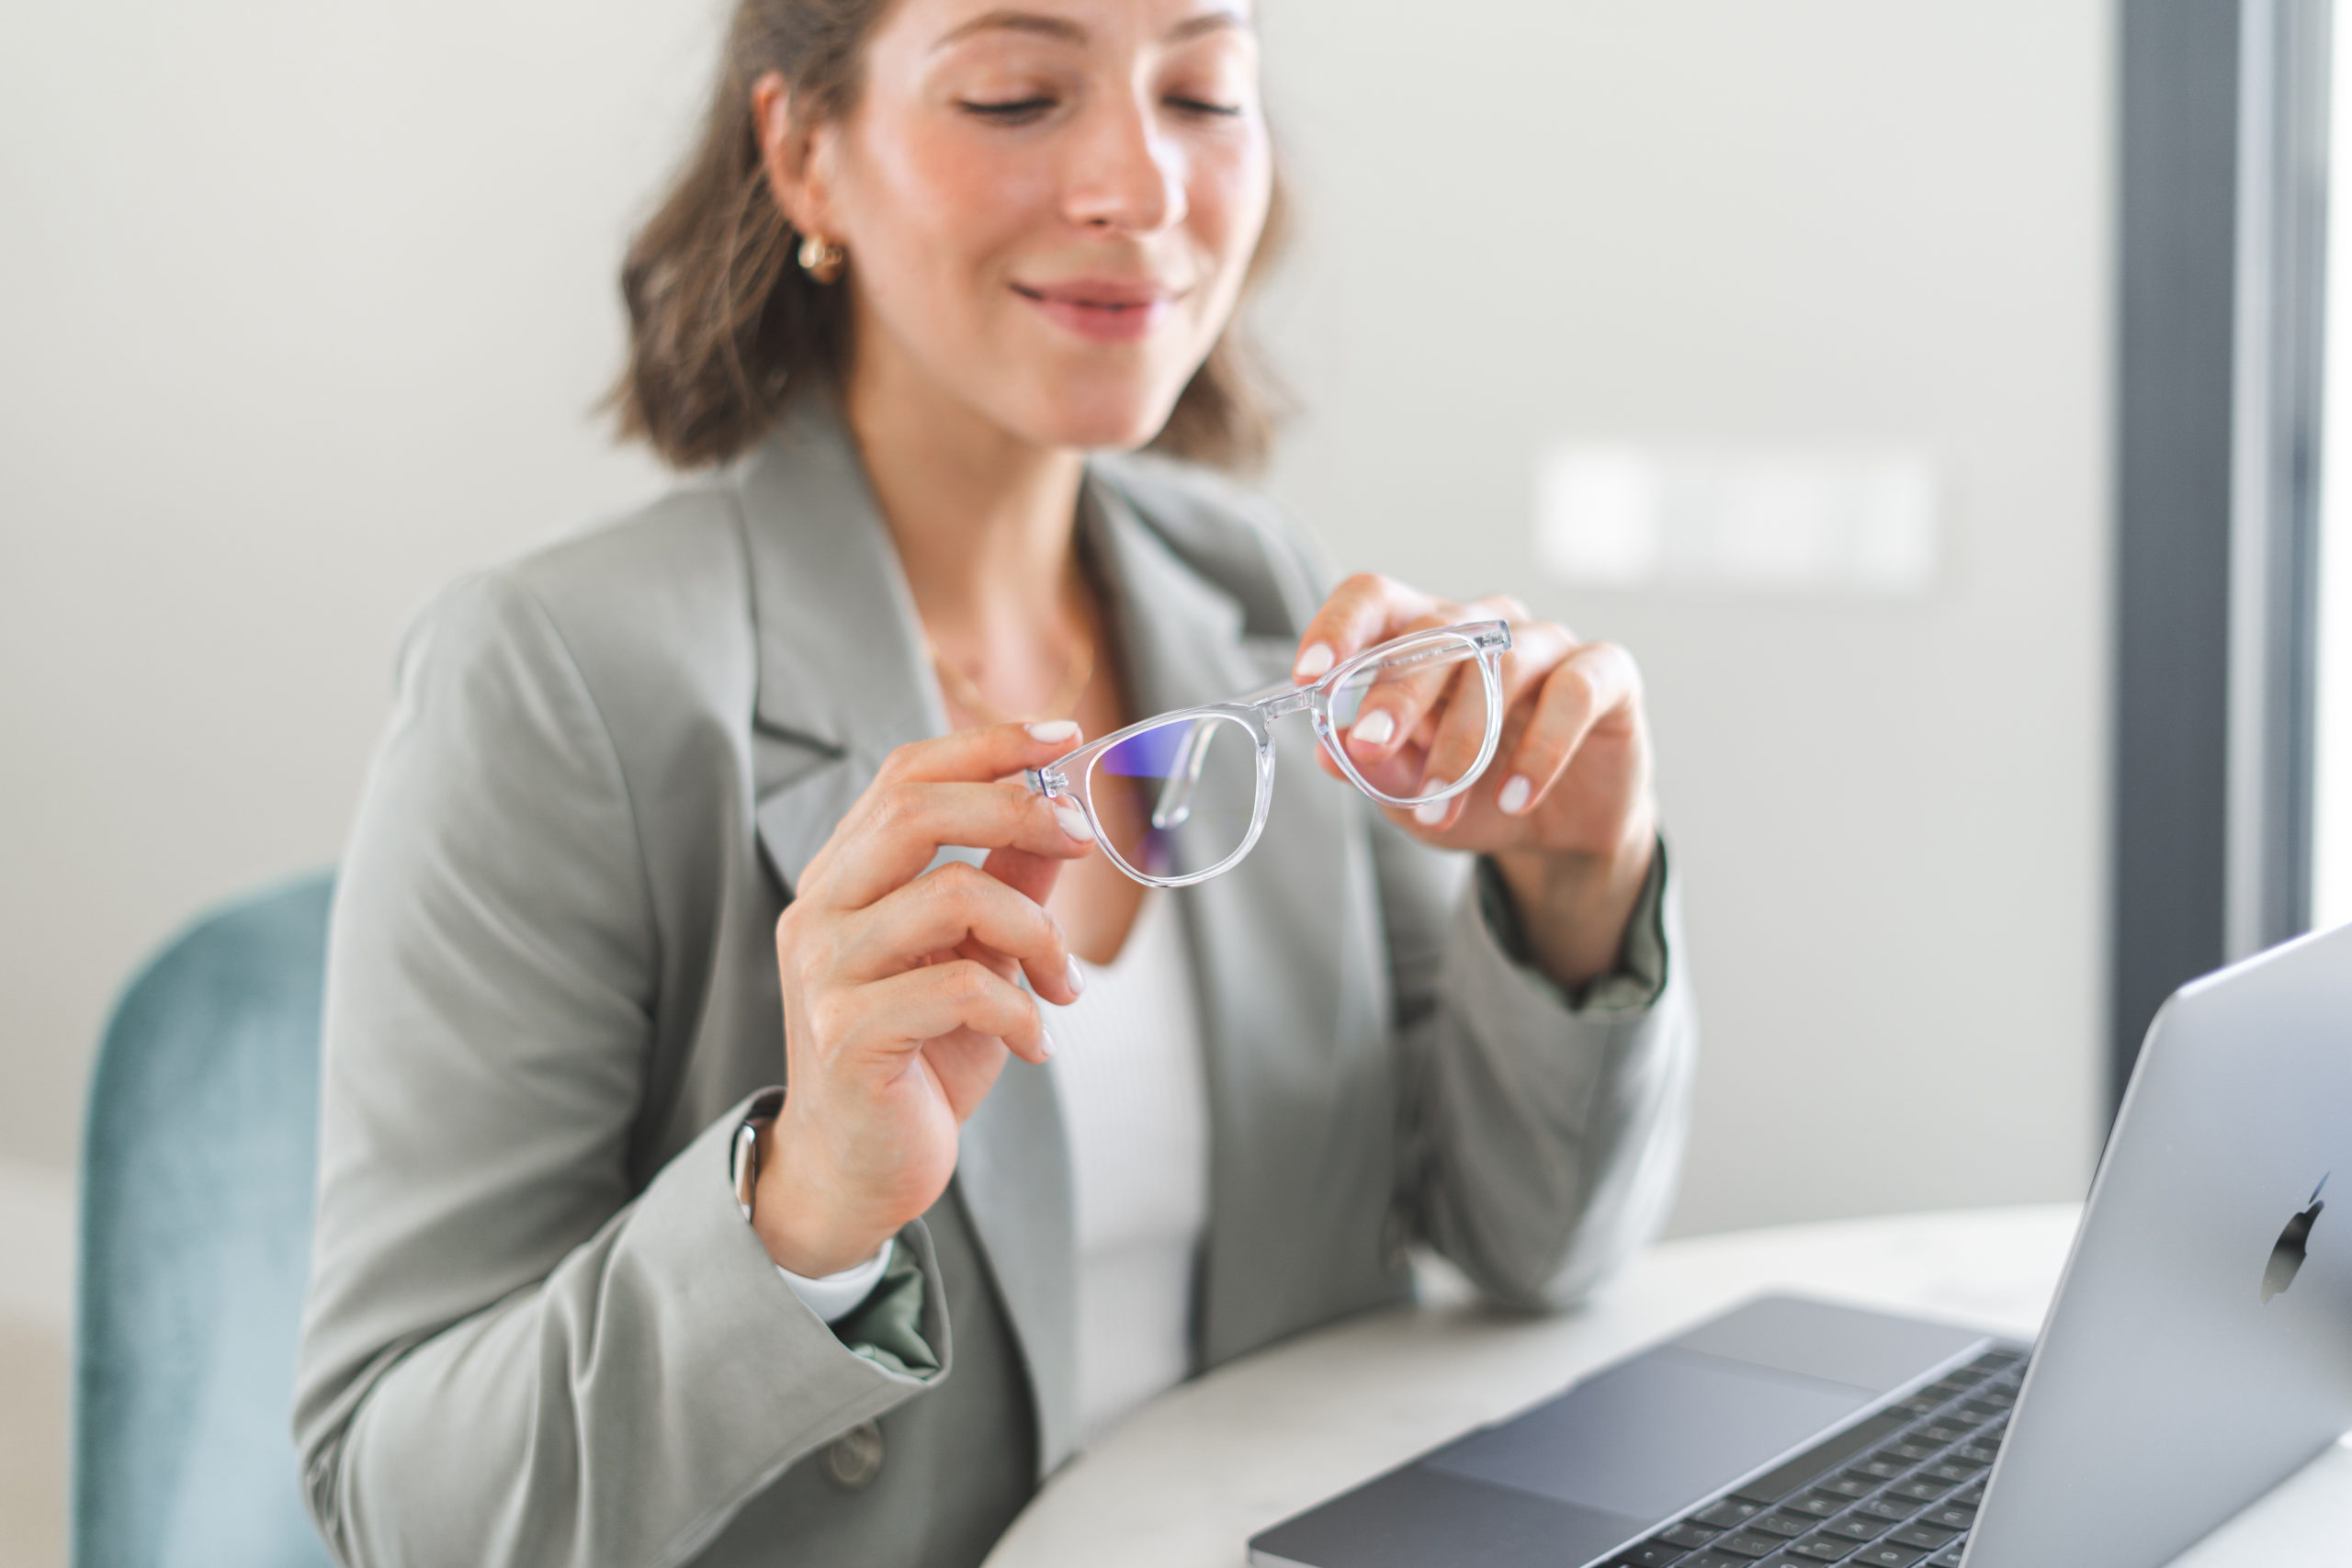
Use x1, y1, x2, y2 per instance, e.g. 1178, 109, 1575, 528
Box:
11, 0, 2349, 1562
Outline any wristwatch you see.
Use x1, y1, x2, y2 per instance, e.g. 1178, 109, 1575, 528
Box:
730, 1089, 786, 1223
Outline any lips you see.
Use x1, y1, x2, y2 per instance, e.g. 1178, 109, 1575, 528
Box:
1012, 276, 1185, 344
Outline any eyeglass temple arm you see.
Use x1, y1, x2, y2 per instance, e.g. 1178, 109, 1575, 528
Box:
1149, 717, 1216, 829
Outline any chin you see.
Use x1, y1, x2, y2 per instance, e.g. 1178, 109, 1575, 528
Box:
1010, 378, 1190, 455
944, 329, 1196, 454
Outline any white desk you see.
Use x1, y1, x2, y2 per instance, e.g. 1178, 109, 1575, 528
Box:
984, 1206, 2352, 1567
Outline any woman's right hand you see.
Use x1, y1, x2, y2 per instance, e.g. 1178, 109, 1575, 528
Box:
752, 722, 1097, 1278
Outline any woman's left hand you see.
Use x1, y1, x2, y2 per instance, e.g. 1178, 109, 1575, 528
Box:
1292, 574, 1657, 993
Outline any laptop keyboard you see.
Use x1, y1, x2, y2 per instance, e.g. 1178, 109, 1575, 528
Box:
1601, 1348, 2027, 1568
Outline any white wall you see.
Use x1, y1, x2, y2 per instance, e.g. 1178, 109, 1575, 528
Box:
1254, 0, 2112, 1235
0, 0, 715, 1173
2, 3, 2107, 1217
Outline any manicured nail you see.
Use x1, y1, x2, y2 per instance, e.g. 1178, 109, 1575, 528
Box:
1052, 801, 1095, 841
1497, 774, 1533, 816
1065, 957, 1086, 998
1294, 642, 1335, 681
1027, 719, 1080, 744
1351, 709, 1396, 749
1413, 784, 1453, 827
1038, 1030, 1057, 1059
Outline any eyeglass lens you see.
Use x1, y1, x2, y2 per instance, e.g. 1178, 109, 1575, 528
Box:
1324, 636, 1493, 804
1087, 712, 1261, 882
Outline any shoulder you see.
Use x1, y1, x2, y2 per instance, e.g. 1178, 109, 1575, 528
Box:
502, 474, 751, 654
404, 469, 752, 667
393, 472, 758, 747
1087, 451, 1335, 636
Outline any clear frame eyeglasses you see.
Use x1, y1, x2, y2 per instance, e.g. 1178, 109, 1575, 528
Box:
1025, 620, 1513, 888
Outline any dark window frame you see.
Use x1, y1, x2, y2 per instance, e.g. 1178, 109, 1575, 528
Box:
2113, 0, 2331, 1113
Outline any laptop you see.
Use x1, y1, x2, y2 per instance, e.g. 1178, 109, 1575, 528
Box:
1251, 920, 2352, 1568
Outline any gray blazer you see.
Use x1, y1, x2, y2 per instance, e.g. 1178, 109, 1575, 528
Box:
291, 393, 1697, 1568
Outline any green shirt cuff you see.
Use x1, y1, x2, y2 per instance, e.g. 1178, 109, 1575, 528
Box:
831, 1239, 940, 1381
1475, 837, 1670, 1014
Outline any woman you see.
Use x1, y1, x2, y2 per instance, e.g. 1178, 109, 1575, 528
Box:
292, 0, 1694, 1562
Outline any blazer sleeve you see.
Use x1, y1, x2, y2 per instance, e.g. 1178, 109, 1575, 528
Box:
1373, 818, 1698, 1310
291, 573, 945, 1568
1215, 488, 1700, 1312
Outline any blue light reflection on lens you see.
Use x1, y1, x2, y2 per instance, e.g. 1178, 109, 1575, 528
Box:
1099, 720, 1194, 778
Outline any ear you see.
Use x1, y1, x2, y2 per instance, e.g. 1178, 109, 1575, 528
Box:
751, 70, 842, 239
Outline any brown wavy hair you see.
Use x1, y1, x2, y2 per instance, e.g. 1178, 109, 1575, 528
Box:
608, 0, 1288, 472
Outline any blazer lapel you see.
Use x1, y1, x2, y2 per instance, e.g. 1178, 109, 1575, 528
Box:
734, 394, 1079, 1479
1080, 476, 1393, 1371
738, 391, 943, 888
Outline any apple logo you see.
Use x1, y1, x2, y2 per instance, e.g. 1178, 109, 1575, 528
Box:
2263, 1176, 2327, 1303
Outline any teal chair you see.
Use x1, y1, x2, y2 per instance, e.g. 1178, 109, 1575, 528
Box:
74, 874, 339, 1568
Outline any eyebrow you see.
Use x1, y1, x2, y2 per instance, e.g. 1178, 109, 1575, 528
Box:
932, 7, 1250, 51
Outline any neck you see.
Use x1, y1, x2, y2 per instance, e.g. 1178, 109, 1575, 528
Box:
842, 340, 1087, 644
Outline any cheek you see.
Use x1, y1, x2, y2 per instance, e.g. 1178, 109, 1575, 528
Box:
1182, 137, 1274, 317
1196, 140, 1272, 248
854, 121, 1053, 294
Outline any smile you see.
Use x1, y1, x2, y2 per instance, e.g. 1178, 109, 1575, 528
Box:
1011, 278, 1186, 344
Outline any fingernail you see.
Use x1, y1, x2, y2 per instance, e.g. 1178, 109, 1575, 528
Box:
1294, 642, 1335, 681
1039, 1029, 1057, 1059
1351, 708, 1396, 749
1065, 956, 1086, 998
1497, 774, 1532, 816
1413, 784, 1453, 827
1052, 801, 1095, 841
1026, 719, 1080, 744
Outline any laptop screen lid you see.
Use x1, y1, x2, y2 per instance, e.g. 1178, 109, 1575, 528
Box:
1962, 920, 2352, 1566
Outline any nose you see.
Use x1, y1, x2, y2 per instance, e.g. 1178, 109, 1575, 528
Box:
1062, 91, 1186, 236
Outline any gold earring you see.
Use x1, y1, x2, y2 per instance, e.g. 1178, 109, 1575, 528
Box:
797, 231, 845, 285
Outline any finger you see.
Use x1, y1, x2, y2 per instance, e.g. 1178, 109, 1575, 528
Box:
979, 843, 1065, 912
1330, 610, 1463, 769
876, 719, 1087, 786
811, 775, 1097, 911
835, 957, 1051, 1065
1399, 621, 1577, 826
1491, 642, 1644, 817
845, 861, 1081, 1003
796, 719, 1090, 897
1340, 595, 1535, 765
1290, 572, 1443, 683
1341, 610, 1571, 782
920, 1029, 1015, 1124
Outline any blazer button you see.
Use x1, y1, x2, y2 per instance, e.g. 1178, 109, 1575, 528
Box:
824, 1419, 885, 1491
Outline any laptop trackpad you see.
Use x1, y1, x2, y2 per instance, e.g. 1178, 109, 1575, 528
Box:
1420, 1347, 1873, 1520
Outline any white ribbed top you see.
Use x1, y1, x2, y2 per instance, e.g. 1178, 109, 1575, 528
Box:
1044, 889, 1210, 1451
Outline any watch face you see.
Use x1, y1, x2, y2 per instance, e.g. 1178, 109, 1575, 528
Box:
732, 1119, 763, 1220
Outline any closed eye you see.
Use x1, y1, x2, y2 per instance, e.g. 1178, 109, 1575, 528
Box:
961, 96, 1057, 125
1168, 96, 1241, 118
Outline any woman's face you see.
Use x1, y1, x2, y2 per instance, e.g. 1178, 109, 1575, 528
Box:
793, 0, 1272, 452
